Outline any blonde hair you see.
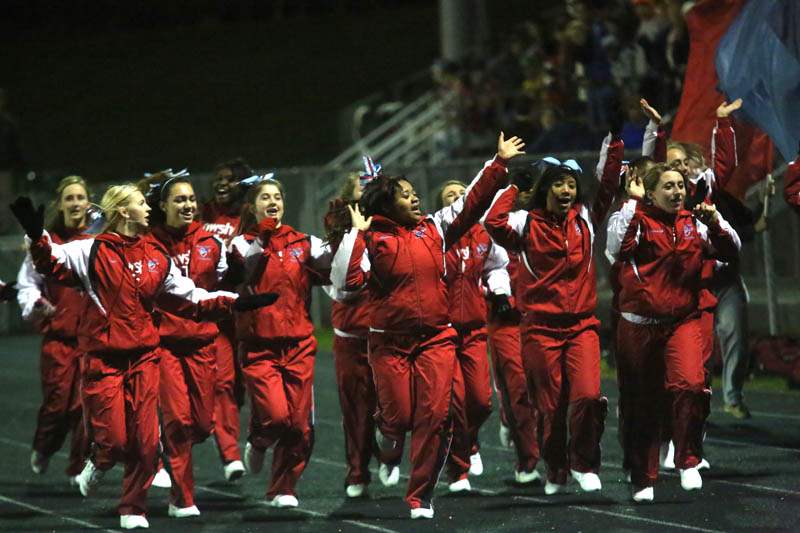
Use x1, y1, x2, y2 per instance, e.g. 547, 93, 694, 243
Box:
99, 183, 140, 232
46, 175, 90, 232
339, 172, 361, 203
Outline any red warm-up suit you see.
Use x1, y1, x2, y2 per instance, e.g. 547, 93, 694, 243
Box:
784, 157, 800, 215
606, 199, 741, 488
444, 224, 508, 482
28, 230, 237, 517
331, 155, 509, 510
202, 201, 243, 465
151, 222, 227, 508
486, 248, 541, 475
17, 226, 91, 477
230, 224, 331, 499
484, 134, 623, 485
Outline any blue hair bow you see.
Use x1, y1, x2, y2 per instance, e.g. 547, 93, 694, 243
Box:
537, 157, 583, 173
239, 172, 276, 187
360, 155, 382, 187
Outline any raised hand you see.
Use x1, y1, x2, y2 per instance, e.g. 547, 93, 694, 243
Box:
626, 173, 645, 200
497, 132, 526, 160
693, 203, 720, 225
233, 292, 279, 311
347, 203, 372, 231
9, 197, 45, 240
257, 216, 278, 242
716, 98, 743, 118
640, 98, 662, 124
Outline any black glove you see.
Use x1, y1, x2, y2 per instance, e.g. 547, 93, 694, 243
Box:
233, 292, 279, 312
490, 293, 518, 322
0, 282, 18, 302
510, 168, 535, 192
9, 196, 45, 240
685, 178, 708, 211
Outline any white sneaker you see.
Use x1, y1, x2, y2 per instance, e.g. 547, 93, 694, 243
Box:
224, 460, 246, 482
697, 458, 711, 471
30, 450, 49, 475
571, 470, 602, 492
544, 480, 568, 495
514, 469, 541, 484
679, 467, 702, 491
659, 440, 675, 470
168, 504, 200, 518
469, 452, 483, 476
244, 442, 265, 474
632, 486, 654, 503
76, 460, 105, 497
448, 478, 471, 493
410, 506, 434, 519
378, 464, 399, 487
345, 484, 366, 498
119, 514, 150, 529
269, 494, 299, 508
499, 425, 512, 448
151, 468, 172, 489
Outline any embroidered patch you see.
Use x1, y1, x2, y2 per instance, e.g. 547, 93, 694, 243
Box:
476, 243, 488, 256
683, 223, 693, 238
289, 247, 304, 260
574, 221, 582, 235
197, 245, 209, 258
147, 259, 158, 272
413, 229, 425, 238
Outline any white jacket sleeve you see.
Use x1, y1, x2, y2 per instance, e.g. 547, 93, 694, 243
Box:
606, 199, 639, 263
16, 252, 44, 321
482, 242, 511, 296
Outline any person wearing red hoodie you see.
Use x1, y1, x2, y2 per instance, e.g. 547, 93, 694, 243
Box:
16, 175, 92, 483
333, 133, 525, 519
484, 131, 623, 496
436, 179, 510, 492
144, 172, 231, 518
201, 158, 253, 481
606, 164, 740, 503
229, 176, 332, 509
9, 187, 273, 530
321, 172, 378, 499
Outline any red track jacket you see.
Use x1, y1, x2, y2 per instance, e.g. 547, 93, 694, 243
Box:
331, 155, 509, 333
28, 231, 238, 356
202, 200, 241, 245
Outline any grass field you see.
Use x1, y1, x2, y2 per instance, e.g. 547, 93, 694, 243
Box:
0, 333, 799, 532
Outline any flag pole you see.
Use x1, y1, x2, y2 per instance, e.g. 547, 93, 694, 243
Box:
761, 174, 778, 335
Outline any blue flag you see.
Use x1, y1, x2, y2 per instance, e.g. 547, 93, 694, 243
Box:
716, 0, 800, 162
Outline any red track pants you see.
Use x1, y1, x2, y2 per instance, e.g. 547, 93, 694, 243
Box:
488, 321, 540, 474
81, 349, 160, 516
447, 326, 492, 482
521, 319, 607, 484
368, 327, 456, 510
159, 342, 216, 507
212, 331, 241, 464
616, 315, 710, 488
242, 336, 316, 499
33, 336, 88, 476
333, 334, 377, 486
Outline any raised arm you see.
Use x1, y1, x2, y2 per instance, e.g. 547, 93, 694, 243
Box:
641, 98, 666, 162
606, 198, 643, 263
711, 99, 741, 191
483, 186, 529, 252
693, 203, 741, 263
591, 132, 625, 225
434, 133, 523, 249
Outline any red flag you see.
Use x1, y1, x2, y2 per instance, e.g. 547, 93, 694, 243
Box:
671, 0, 773, 200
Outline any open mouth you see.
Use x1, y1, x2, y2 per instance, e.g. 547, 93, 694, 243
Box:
265, 207, 279, 217
670, 196, 684, 208
558, 196, 573, 208
180, 209, 195, 221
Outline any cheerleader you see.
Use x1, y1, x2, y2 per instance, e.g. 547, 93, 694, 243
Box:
229, 176, 331, 509
9, 189, 274, 530
484, 130, 623, 495
606, 165, 740, 502
15, 176, 91, 482
201, 158, 253, 480
333, 133, 525, 518
322, 171, 378, 498
143, 171, 230, 517
437, 179, 509, 492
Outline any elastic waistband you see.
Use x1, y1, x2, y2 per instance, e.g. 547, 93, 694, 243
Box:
334, 328, 366, 339
621, 312, 676, 326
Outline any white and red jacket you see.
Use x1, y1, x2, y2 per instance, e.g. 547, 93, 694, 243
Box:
784, 156, 800, 215
606, 199, 741, 321
229, 224, 331, 344
484, 134, 623, 322
331, 156, 510, 333
17, 226, 92, 338
202, 200, 241, 245
150, 221, 227, 346
445, 223, 510, 330
27, 231, 237, 356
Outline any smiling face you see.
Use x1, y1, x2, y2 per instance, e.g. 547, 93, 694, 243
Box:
213, 168, 234, 205
667, 146, 690, 178
161, 182, 197, 229
440, 183, 466, 208
252, 182, 284, 225
648, 170, 686, 214
545, 174, 578, 217
390, 179, 422, 225
59, 183, 89, 229
122, 190, 151, 230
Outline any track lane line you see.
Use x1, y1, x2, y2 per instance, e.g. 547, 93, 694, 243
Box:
0, 493, 120, 532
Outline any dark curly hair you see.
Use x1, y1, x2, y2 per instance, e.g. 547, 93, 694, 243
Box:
527, 165, 583, 211
358, 174, 410, 220
137, 171, 194, 227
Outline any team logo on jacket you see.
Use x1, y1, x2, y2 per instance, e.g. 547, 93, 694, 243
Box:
476, 243, 488, 256
574, 221, 582, 235
197, 245, 209, 258
147, 259, 158, 272
683, 223, 694, 238
414, 229, 425, 238
289, 247, 304, 261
